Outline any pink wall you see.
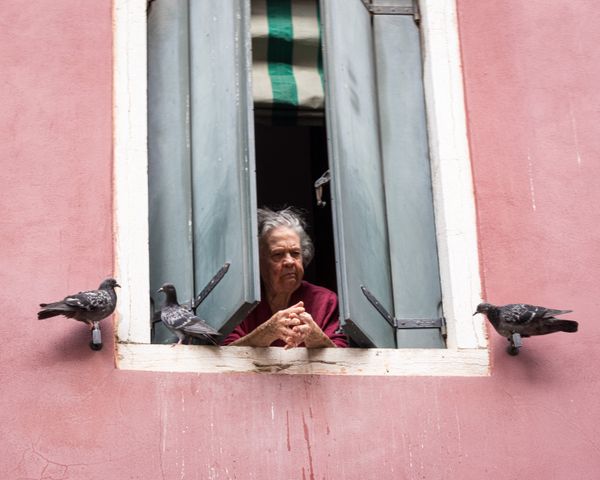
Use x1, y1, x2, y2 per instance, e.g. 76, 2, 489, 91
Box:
1, 1, 599, 478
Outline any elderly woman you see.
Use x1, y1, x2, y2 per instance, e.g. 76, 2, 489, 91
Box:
222, 207, 347, 348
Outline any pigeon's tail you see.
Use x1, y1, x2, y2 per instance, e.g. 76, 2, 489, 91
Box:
37, 302, 75, 320
185, 329, 221, 343
183, 323, 221, 345
544, 319, 579, 334
197, 333, 221, 346
555, 319, 578, 333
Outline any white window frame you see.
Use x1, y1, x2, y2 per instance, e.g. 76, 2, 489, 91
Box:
113, 0, 489, 376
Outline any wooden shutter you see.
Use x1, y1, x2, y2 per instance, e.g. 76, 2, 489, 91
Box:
320, 0, 395, 348
374, 14, 445, 348
321, 0, 444, 348
148, 0, 260, 341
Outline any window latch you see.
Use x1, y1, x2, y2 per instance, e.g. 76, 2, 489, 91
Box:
314, 169, 331, 207
361, 285, 447, 334
151, 262, 231, 327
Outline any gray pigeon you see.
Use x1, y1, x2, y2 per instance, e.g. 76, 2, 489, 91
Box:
157, 283, 220, 346
38, 278, 120, 350
474, 302, 578, 355
38, 278, 120, 328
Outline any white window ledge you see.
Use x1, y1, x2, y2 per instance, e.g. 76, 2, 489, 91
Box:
113, 0, 489, 376
116, 343, 489, 376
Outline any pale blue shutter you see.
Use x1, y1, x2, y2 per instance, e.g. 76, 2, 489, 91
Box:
148, 0, 259, 342
321, 0, 444, 348
375, 14, 445, 348
321, 0, 395, 348
188, 0, 260, 337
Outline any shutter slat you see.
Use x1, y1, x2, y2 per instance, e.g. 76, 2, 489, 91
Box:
147, 1, 193, 343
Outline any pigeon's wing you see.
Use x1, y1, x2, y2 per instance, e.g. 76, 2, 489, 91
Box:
160, 305, 190, 329
64, 289, 112, 312
501, 304, 572, 324
499, 304, 539, 324
539, 307, 573, 318
161, 306, 219, 343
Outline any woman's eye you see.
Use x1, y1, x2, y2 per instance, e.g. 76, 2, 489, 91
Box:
271, 250, 301, 261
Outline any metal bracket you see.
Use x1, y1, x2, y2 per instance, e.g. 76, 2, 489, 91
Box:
314, 169, 331, 208
361, 0, 420, 21
361, 285, 446, 334
507, 332, 522, 356
89, 323, 103, 351
191, 262, 231, 312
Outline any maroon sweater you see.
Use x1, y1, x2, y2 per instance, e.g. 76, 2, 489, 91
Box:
222, 281, 348, 347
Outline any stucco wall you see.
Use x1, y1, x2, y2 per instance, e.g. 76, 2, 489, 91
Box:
1, 1, 599, 479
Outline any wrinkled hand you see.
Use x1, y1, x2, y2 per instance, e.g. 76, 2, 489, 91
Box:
283, 312, 324, 349
263, 302, 306, 346
229, 301, 336, 348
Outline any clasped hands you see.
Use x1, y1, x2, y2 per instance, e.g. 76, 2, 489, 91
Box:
266, 301, 322, 349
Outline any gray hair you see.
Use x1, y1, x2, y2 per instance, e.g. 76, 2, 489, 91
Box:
257, 207, 314, 266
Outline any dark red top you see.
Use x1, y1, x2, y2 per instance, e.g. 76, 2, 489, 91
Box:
222, 281, 348, 347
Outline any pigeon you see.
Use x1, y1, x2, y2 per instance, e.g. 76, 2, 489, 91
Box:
38, 278, 120, 327
156, 283, 220, 346
38, 278, 120, 350
474, 302, 578, 355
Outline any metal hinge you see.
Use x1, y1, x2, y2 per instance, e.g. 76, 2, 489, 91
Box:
361, 0, 420, 22
361, 285, 447, 336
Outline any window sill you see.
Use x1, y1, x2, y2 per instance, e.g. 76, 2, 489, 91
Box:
115, 343, 490, 376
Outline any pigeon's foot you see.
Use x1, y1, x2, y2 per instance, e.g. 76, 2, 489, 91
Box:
507, 345, 520, 356
506, 332, 522, 356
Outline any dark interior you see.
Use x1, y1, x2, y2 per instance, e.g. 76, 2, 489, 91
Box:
254, 122, 337, 293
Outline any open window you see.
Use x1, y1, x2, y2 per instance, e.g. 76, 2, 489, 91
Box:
114, 0, 487, 375
147, 0, 446, 348
251, 0, 336, 293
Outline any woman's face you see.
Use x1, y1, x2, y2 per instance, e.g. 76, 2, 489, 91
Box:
260, 226, 304, 297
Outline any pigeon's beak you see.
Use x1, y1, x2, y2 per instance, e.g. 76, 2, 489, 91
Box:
115, 283, 121, 288
472, 310, 478, 316
157, 287, 164, 294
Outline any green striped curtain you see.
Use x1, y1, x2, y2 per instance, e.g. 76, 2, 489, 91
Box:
251, 0, 324, 124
